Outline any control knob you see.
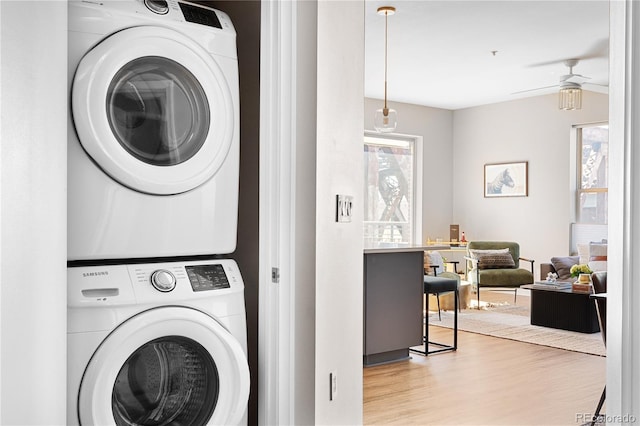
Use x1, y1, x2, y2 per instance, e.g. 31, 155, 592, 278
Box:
150, 269, 176, 292
144, 0, 169, 15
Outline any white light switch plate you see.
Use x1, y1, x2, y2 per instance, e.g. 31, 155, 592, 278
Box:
336, 195, 353, 223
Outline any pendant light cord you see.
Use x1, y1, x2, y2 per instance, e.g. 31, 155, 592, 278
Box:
383, 10, 389, 113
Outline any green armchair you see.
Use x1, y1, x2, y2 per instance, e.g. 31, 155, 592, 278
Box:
465, 241, 534, 308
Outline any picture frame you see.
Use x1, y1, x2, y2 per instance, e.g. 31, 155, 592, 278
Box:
484, 161, 528, 197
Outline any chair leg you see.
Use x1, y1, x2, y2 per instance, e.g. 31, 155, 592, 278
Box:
477, 284, 481, 309
425, 289, 430, 353
437, 294, 441, 321
514, 288, 518, 304
453, 289, 458, 349
590, 386, 606, 426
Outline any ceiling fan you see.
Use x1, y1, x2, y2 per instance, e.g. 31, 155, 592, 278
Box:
513, 58, 608, 110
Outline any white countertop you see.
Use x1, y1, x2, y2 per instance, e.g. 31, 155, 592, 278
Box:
363, 244, 447, 254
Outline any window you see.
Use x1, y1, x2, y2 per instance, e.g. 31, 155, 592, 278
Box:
363, 133, 422, 246
576, 124, 608, 224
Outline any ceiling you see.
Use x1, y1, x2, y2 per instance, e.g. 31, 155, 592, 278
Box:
364, 0, 610, 110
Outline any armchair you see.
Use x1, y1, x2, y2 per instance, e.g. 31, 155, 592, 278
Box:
465, 241, 534, 307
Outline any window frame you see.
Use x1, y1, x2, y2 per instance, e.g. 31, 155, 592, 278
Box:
571, 122, 609, 225
363, 131, 423, 246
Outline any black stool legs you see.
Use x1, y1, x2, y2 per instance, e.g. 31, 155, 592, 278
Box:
590, 386, 605, 426
411, 278, 458, 356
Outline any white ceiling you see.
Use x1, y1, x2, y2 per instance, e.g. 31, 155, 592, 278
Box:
364, 0, 610, 110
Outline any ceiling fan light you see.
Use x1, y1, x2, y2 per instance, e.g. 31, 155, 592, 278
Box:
374, 108, 397, 132
558, 87, 582, 110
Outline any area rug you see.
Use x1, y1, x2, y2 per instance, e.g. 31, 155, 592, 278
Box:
430, 302, 606, 356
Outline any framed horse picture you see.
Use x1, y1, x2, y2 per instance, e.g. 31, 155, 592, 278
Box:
484, 161, 528, 197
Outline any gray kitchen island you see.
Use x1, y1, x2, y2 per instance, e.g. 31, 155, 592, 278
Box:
363, 245, 440, 366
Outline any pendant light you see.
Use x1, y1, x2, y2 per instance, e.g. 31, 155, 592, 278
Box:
374, 6, 397, 133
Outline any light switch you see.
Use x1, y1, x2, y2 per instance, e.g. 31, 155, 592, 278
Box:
336, 195, 353, 223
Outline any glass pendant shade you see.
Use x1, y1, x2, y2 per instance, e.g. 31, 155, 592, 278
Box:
558, 86, 582, 110
374, 107, 397, 132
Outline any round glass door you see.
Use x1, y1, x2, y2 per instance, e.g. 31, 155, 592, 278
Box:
78, 307, 250, 426
72, 26, 235, 195
107, 57, 210, 167
112, 336, 218, 426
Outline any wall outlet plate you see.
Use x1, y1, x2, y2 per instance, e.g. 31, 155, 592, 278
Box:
336, 195, 353, 223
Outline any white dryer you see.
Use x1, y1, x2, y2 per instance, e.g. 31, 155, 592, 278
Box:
68, 0, 240, 260
67, 259, 250, 425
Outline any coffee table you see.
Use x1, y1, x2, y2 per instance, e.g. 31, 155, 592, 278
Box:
521, 284, 600, 333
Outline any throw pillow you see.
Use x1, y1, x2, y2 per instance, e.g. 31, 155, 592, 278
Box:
477, 253, 515, 269
550, 256, 580, 280
576, 243, 590, 264
589, 260, 607, 272
424, 251, 445, 275
469, 248, 510, 259
589, 242, 608, 261
588, 243, 608, 272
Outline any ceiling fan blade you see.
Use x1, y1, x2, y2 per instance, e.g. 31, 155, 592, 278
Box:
511, 84, 559, 95
527, 41, 608, 68
583, 82, 609, 88
563, 74, 591, 83
580, 38, 609, 61
527, 58, 569, 68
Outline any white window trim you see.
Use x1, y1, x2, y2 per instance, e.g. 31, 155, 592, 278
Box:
570, 121, 609, 225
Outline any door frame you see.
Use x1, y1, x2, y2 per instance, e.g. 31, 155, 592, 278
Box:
258, 1, 297, 424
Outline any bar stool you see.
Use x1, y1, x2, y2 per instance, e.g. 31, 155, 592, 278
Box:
411, 274, 459, 355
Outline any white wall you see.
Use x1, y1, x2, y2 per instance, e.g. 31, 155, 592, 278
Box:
452, 91, 608, 278
364, 98, 454, 243
0, 2, 67, 424
315, 1, 364, 424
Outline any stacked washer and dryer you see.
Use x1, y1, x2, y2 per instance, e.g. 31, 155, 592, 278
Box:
67, 1, 250, 425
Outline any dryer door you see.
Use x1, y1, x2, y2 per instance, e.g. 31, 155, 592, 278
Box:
78, 307, 249, 425
72, 26, 234, 195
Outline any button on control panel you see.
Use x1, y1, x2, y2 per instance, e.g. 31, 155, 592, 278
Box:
144, 0, 169, 15
150, 269, 176, 292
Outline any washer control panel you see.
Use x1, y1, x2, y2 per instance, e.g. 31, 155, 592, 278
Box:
129, 260, 237, 295
185, 264, 230, 291
67, 259, 244, 307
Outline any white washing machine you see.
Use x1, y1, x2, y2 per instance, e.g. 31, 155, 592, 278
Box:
68, 0, 240, 261
67, 259, 250, 425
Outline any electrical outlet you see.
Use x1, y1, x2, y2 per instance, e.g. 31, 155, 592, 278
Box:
329, 371, 338, 401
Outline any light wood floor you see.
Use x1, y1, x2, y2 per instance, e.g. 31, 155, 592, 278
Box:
363, 291, 606, 426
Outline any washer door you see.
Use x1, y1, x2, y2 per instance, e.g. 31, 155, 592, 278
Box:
78, 307, 249, 426
72, 26, 234, 195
